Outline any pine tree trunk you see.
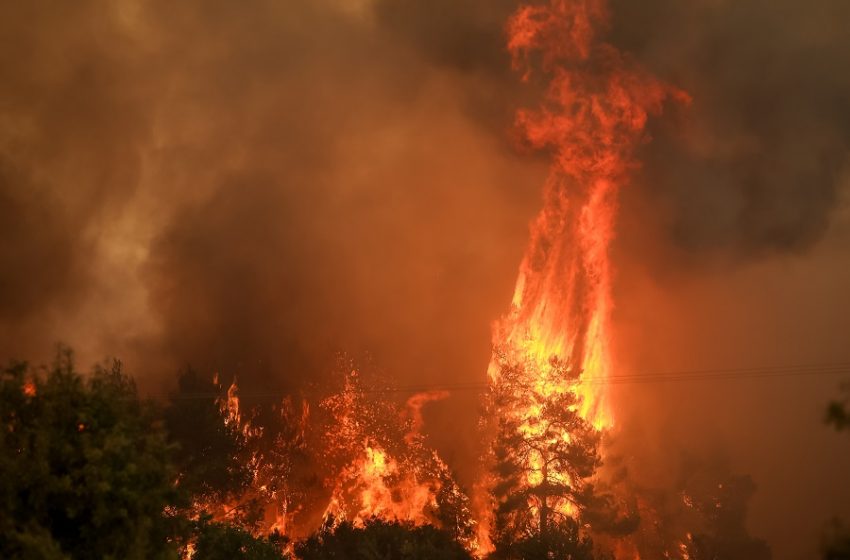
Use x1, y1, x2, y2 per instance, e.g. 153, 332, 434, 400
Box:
539, 459, 550, 544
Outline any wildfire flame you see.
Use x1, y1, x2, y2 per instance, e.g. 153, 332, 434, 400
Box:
319, 370, 474, 548
183, 2, 689, 555
483, 0, 688, 546
22, 380, 36, 397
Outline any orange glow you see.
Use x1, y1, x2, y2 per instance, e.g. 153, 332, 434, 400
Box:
192, 370, 473, 552
319, 372, 470, 542
181, 3, 686, 554
323, 441, 438, 526
404, 390, 449, 444
22, 380, 36, 397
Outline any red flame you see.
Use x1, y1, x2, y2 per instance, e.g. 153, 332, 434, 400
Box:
319, 371, 471, 543
22, 380, 36, 397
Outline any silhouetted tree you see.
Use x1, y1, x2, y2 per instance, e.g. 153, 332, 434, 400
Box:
491, 517, 596, 560
295, 517, 472, 560
432, 460, 478, 549
824, 384, 850, 559
165, 368, 253, 503
192, 515, 288, 560
822, 520, 850, 560
684, 474, 771, 560
0, 349, 183, 559
827, 383, 850, 432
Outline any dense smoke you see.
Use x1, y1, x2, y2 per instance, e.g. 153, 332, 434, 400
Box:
611, 0, 850, 257
4, 0, 848, 380
2, 0, 850, 558
382, 0, 850, 257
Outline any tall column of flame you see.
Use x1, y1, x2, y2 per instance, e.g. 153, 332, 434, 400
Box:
488, 0, 688, 522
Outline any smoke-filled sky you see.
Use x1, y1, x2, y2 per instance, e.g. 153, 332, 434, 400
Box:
2, 0, 850, 557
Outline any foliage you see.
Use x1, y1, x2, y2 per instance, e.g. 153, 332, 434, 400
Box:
165, 368, 253, 503
431, 460, 478, 548
487, 517, 595, 560
191, 516, 288, 560
0, 349, 183, 559
295, 517, 472, 560
628, 456, 771, 560
683, 474, 772, 560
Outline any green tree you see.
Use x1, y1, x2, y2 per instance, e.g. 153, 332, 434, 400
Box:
295, 517, 472, 560
0, 349, 183, 559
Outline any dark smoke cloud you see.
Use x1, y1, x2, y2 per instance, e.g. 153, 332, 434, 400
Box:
5, 0, 846, 370
0, 0, 545, 375
375, 0, 517, 74
610, 0, 850, 257
377, 0, 850, 257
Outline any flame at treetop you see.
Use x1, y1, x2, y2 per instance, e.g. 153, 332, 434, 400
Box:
485, 0, 688, 542
199, 370, 473, 544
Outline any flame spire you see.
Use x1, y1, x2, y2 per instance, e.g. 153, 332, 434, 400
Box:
484, 0, 688, 544
494, 0, 688, 431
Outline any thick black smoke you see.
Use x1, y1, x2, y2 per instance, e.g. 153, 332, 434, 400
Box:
611, 0, 850, 257
378, 0, 850, 257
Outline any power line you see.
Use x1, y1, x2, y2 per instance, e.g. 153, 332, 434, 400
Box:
159, 362, 850, 399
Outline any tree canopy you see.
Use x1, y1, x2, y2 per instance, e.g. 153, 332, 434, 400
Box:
295, 517, 472, 560
192, 516, 288, 560
164, 369, 253, 504
0, 351, 182, 559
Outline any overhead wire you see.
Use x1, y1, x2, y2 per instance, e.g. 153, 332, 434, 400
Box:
159, 362, 850, 399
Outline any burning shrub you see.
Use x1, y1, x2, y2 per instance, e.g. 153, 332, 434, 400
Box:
317, 368, 475, 546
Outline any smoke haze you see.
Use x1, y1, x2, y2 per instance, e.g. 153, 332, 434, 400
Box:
2, 0, 850, 557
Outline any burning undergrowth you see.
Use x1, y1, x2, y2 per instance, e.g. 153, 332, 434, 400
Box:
169, 361, 476, 553
319, 369, 476, 548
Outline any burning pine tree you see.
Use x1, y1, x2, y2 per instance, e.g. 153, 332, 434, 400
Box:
487, 352, 602, 558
